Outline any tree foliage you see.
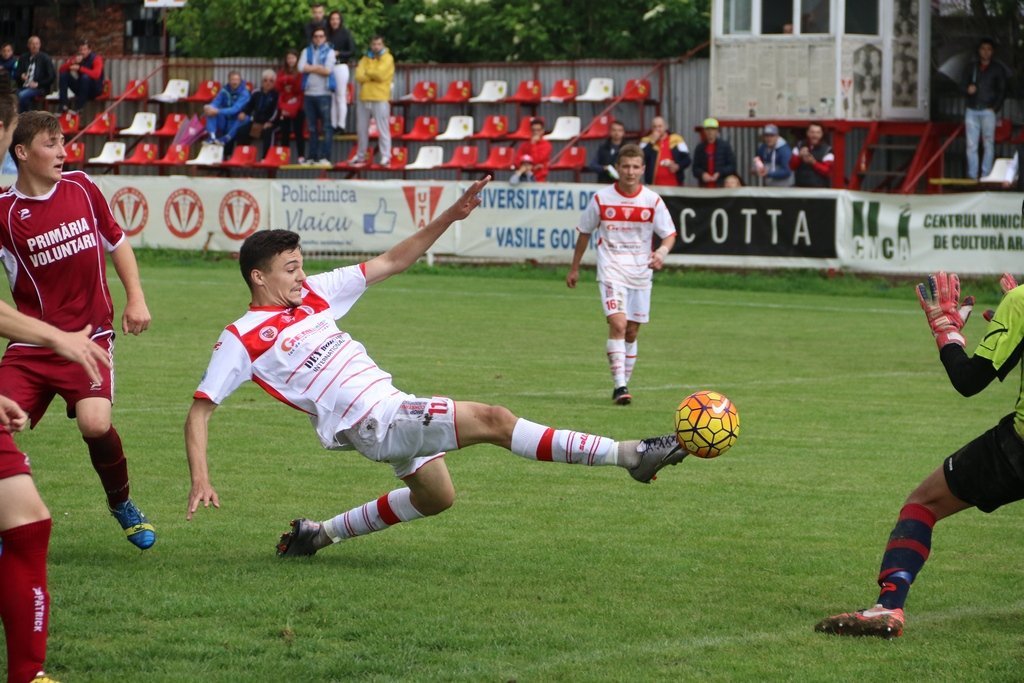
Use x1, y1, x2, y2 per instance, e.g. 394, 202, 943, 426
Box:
166, 0, 710, 61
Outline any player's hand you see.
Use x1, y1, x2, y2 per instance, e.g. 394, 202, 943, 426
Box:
566, 267, 579, 289
186, 481, 220, 521
122, 300, 151, 335
51, 325, 111, 385
445, 175, 490, 222
916, 271, 967, 349
982, 272, 1018, 321
649, 248, 668, 270
0, 395, 28, 432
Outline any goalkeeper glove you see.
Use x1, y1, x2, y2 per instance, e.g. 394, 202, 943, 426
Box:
916, 271, 969, 349
983, 273, 1018, 321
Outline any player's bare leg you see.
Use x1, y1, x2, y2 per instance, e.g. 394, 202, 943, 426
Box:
76, 397, 155, 549
606, 313, 631, 404
623, 320, 641, 390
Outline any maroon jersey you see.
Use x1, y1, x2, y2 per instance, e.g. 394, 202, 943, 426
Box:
0, 171, 124, 343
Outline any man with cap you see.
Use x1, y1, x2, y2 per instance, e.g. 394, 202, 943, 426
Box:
753, 124, 793, 187
639, 116, 689, 186
691, 117, 736, 188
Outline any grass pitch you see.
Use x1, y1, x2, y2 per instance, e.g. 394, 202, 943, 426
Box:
5, 259, 1024, 682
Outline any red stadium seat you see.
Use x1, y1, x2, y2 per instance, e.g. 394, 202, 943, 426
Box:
183, 79, 221, 103
439, 144, 479, 170
154, 113, 189, 138
255, 145, 291, 168
580, 114, 614, 140
153, 143, 192, 166
402, 115, 439, 141
335, 145, 375, 169
63, 141, 85, 167
506, 117, 537, 141
371, 147, 407, 170
504, 79, 542, 104
347, 82, 354, 104
436, 79, 473, 104
94, 79, 112, 103
58, 110, 80, 136
369, 115, 405, 140
119, 142, 161, 166
399, 80, 437, 103
548, 146, 587, 173
474, 146, 515, 172
120, 79, 149, 102
219, 144, 258, 168
542, 79, 577, 103
621, 78, 653, 102
470, 115, 509, 140
83, 112, 117, 136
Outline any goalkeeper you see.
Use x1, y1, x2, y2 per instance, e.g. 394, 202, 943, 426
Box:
816, 271, 1024, 639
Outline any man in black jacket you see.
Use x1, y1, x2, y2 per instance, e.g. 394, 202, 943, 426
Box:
14, 36, 55, 113
962, 37, 1007, 180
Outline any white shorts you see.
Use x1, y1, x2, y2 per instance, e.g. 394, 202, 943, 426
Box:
335, 394, 457, 479
598, 281, 651, 323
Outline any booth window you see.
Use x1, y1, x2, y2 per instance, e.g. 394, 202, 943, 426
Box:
762, 0, 794, 34
801, 0, 831, 33
723, 0, 753, 34
845, 1, 879, 35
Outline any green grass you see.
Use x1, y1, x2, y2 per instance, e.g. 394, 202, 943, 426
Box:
5, 258, 1024, 682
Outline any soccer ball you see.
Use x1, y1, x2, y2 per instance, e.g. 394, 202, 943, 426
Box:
675, 390, 739, 459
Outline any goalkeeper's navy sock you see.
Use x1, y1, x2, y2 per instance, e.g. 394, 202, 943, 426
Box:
875, 503, 936, 610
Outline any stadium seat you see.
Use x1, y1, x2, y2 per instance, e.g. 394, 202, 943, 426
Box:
335, 145, 375, 169
45, 91, 59, 103
219, 144, 258, 168
347, 81, 354, 104
474, 145, 515, 172
58, 110, 80, 135
154, 113, 189, 137
470, 115, 509, 140
436, 79, 473, 104
151, 78, 190, 103
153, 143, 192, 166
119, 142, 161, 166
506, 117, 537, 141
548, 146, 587, 180
368, 115, 405, 140
435, 115, 475, 141
371, 147, 408, 170
86, 141, 126, 165
119, 79, 149, 102
469, 80, 507, 103
504, 79, 542, 104
255, 145, 291, 168
119, 112, 157, 136
94, 79, 112, 103
404, 145, 444, 170
399, 80, 437, 102
63, 141, 85, 167
580, 114, 614, 140
439, 145, 479, 171
544, 116, 581, 141
185, 142, 225, 166
542, 79, 578, 103
83, 112, 117, 136
576, 77, 614, 102
183, 79, 221, 103
979, 157, 1014, 183
621, 78, 653, 102
402, 115, 439, 141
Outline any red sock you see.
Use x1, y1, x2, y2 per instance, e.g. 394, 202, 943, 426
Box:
84, 426, 130, 507
0, 518, 51, 683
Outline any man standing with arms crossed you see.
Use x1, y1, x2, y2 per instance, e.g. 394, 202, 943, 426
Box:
566, 144, 676, 405
352, 35, 394, 168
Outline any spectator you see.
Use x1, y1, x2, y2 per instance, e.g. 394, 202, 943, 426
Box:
237, 69, 279, 155
513, 117, 552, 182
299, 26, 336, 166
587, 119, 626, 183
14, 36, 55, 113
57, 38, 104, 113
753, 124, 793, 187
303, 2, 328, 43
691, 117, 736, 188
962, 37, 1007, 180
326, 10, 355, 133
276, 49, 306, 164
203, 70, 251, 147
0, 43, 15, 81
639, 116, 690, 186
510, 154, 535, 185
790, 122, 834, 188
353, 35, 394, 167
723, 174, 742, 188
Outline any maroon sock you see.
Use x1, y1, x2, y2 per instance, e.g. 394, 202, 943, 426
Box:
0, 518, 51, 683
84, 426, 130, 507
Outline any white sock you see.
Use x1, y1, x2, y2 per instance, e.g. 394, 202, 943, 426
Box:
510, 418, 618, 466
607, 338, 626, 388
322, 488, 424, 542
624, 340, 638, 384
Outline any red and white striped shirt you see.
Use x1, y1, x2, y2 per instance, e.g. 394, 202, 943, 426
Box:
576, 183, 674, 289
194, 264, 401, 448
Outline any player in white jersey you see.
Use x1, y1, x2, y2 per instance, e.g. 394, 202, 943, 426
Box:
567, 143, 676, 405
184, 177, 692, 558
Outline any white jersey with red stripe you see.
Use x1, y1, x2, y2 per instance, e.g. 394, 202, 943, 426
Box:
194, 263, 403, 448
576, 183, 674, 289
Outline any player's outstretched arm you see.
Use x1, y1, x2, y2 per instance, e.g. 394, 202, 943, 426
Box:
185, 398, 220, 521
916, 271, 970, 350
364, 176, 490, 285
110, 241, 152, 335
0, 300, 110, 384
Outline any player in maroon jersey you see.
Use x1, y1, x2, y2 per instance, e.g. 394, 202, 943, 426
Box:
0, 111, 155, 551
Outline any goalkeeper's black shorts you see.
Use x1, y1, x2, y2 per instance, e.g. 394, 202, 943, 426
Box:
944, 412, 1024, 513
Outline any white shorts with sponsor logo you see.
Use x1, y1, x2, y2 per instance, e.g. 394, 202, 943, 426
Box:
333, 393, 457, 479
598, 280, 651, 322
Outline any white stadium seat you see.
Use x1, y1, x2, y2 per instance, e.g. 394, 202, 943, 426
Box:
469, 80, 508, 103
435, 115, 475, 141
404, 145, 444, 170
